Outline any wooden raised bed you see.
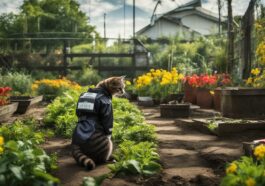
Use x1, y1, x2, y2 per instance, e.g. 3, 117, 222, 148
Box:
10, 95, 43, 114
193, 118, 265, 136
221, 88, 265, 118
160, 104, 190, 118
0, 102, 19, 122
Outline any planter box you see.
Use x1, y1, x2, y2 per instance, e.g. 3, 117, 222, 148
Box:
184, 84, 197, 104
193, 118, 265, 136
196, 88, 213, 109
0, 102, 19, 122
10, 95, 43, 114
137, 96, 154, 107
160, 104, 190, 118
221, 88, 265, 118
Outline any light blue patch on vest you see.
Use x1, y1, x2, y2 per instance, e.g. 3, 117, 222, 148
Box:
77, 92, 98, 112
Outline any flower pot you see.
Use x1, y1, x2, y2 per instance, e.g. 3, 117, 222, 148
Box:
213, 88, 221, 111
196, 88, 213, 109
0, 102, 19, 122
137, 96, 154, 107
10, 95, 43, 114
160, 104, 190, 118
184, 84, 197, 104
221, 87, 265, 118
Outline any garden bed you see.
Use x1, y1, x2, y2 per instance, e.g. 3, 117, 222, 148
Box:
10, 95, 43, 114
193, 118, 265, 136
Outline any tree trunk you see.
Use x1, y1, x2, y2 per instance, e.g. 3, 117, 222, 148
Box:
227, 0, 234, 74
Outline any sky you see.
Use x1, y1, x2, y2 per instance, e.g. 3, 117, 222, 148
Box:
0, 0, 264, 38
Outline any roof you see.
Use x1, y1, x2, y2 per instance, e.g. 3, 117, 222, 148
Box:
136, 15, 200, 36
178, 0, 202, 8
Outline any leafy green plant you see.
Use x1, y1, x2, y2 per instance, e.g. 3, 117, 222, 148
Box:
44, 89, 84, 138
0, 71, 33, 95
108, 141, 161, 176
67, 68, 102, 86
0, 118, 54, 144
221, 144, 265, 186
0, 140, 59, 186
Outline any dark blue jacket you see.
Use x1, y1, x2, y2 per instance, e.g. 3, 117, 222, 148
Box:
72, 87, 113, 144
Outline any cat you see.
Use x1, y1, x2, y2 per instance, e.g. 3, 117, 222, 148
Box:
72, 76, 125, 170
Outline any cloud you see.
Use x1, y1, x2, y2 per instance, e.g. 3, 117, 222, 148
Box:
0, 0, 22, 14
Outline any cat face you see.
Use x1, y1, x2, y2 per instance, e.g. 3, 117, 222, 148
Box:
97, 76, 126, 96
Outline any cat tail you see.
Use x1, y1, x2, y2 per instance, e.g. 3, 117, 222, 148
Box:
72, 145, 96, 170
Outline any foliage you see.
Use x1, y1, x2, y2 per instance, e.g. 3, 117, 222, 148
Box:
221, 144, 265, 186
108, 141, 161, 176
82, 174, 110, 186
0, 72, 33, 96
246, 68, 265, 88
255, 17, 265, 66
67, 68, 102, 86
0, 118, 54, 145
0, 138, 59, 186
135, 68, 184, 99
32, 78, 81, 99
44, 88, 85, 138
0, 87, 12, 106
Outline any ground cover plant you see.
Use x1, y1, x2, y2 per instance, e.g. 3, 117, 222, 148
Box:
0, 86, 12, 106
0, 118, 59, 186
221, 144, 265, 186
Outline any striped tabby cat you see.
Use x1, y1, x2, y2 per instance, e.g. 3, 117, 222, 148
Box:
72, 76, 125, 169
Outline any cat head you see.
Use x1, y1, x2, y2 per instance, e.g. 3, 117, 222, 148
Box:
96, 76, 126, 96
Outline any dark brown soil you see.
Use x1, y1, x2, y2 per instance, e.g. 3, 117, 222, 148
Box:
9, 103, 265, 186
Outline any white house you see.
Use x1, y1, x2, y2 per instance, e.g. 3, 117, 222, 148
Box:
137, 0, 222, 40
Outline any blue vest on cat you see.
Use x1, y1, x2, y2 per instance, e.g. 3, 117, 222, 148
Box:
72, 87, 113, 145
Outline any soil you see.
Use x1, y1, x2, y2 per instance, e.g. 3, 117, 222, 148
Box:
7, 103, 265, 186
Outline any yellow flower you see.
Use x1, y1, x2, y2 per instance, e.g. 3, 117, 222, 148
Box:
254, 144, 265, 160
226, 163, 237, 174
125, 81, 131, 86
246, 77, 253, 85
251, 68, 260, 76
245, 178, 256, 186
0, 147, 4, 154
0, 136, 4, 146
210, 91, 214, 95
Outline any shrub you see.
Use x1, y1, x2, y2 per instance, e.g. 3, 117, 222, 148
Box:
0, 72, 33, 95
67, 68, 102, 86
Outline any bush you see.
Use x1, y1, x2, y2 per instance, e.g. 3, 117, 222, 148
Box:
0, 71, 33, 95
67, 68, 102, 86
0, 139, 59, 186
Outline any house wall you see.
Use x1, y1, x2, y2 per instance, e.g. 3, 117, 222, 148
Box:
139, 19, 194, 40
181, 14, 219, 35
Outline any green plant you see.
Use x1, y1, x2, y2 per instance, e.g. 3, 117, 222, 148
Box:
44, 89, 84, 138
221, 144, 265, 186
0, 118, 54, 144
108, 140, 161, 176
67, 68, 102, 86
0, 139, 59, 185
0, 71, 33, 96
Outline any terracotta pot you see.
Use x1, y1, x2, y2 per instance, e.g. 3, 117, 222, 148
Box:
184, 83, 197, 104
213, 88, 221, 111
196, 88, 213, 109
